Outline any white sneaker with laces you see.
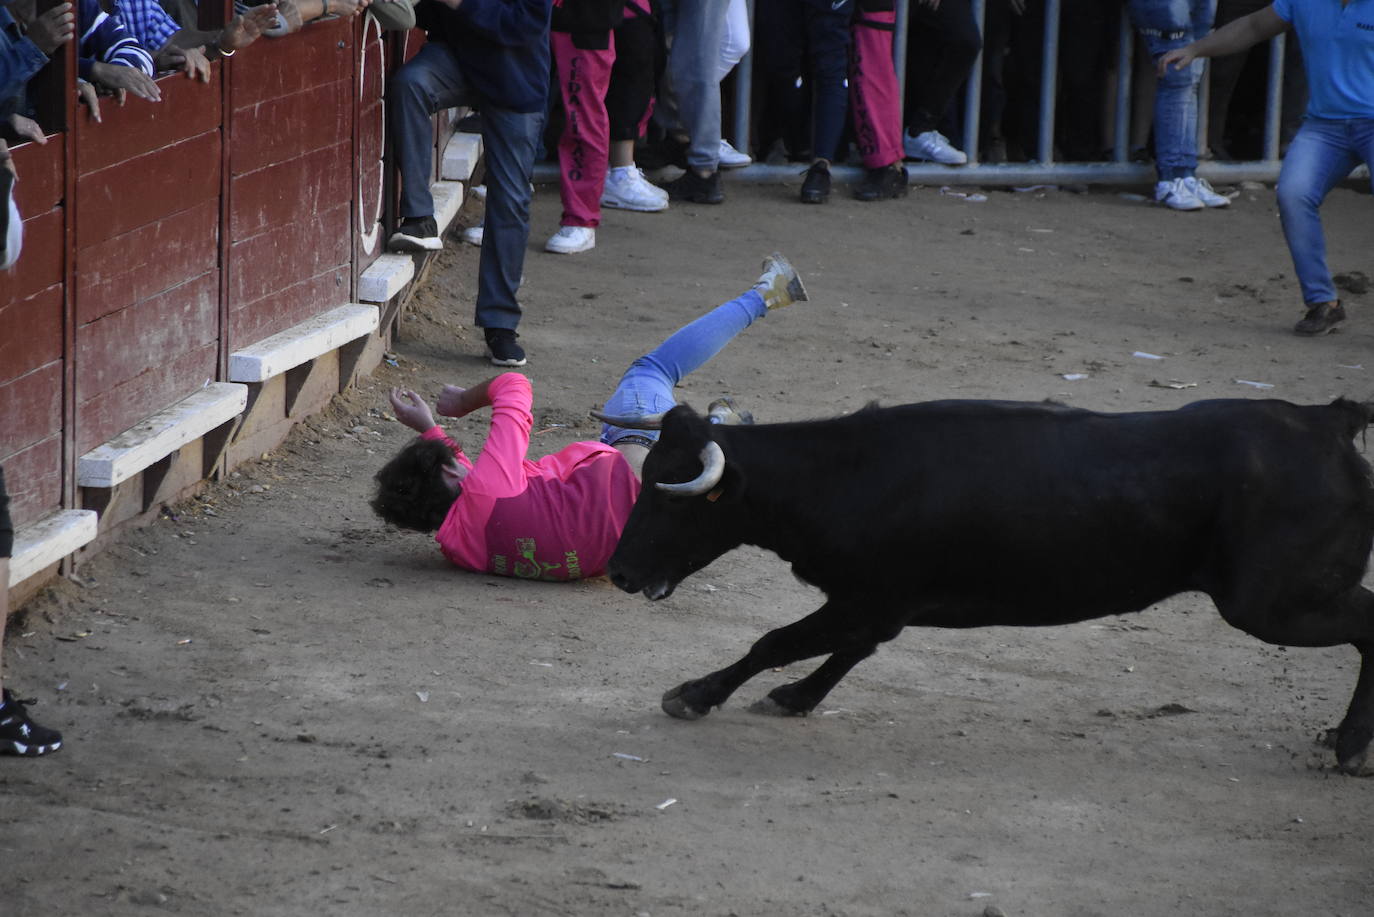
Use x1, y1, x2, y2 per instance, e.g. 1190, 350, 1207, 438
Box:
903, 130, 968, 165
1155, 178, 1204, 211
718, 139, 752, 169
1181, 176, 1230, 208
600, 167, 669, 212
545, 225, 596, 254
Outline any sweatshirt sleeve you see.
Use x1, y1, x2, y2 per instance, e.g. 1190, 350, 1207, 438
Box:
463, 372, 533, 498
1, 17, 50, 104
79, 0, 156, 80
450, 0, 551, 49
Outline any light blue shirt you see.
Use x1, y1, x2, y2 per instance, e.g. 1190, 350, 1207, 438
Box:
1272, 0, 1374, 119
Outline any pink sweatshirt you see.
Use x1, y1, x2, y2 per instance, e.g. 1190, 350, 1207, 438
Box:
423, 373, 641, 581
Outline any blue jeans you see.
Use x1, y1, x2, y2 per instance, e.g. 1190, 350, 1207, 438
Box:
599, 290, 768, 446
1277, 117, 1374, 306
389, 43, 546, 331
656, 0, 732, 172
1127, 0, 1215, 180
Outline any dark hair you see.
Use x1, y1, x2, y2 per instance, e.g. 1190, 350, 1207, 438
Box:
370, 439, 461, 533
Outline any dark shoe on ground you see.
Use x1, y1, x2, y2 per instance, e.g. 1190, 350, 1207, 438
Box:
853, 164, 909, 202
799, 161, 830, 204
485, 328, 527, 367
0, 688, 63, 757
660, 169, 724, 204
707, 397, 754, 425
753, 252, 808, 310
637, 135, 689, 171
1293, 300, 1345, 336
388, 216, 442, 252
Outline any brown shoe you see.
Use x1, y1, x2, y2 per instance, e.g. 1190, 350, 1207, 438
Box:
1293, 300, 1345, 336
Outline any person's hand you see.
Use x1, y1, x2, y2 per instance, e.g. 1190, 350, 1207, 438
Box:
89, 61, 162, 103
390, 388, 437, 431
26, 2, 76, 55
329, 0, 372, 18
163, 44, 211, 82
436, 384, 471, 418
222, 4, 279, 51
7, 113, 46, 144
76, 79, 102, 121
1158, 46, 1197, 75
0, 138, 14, 177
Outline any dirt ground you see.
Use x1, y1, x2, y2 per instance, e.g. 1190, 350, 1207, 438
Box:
3, 175, 1373, 917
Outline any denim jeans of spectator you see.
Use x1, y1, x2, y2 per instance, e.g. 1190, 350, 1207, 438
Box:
389, 42, 544, 332
656, 0, 731, 172
1276, 117, 1374, 306
1127, 0, 1216, 179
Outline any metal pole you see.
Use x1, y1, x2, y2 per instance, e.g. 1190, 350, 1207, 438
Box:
1036, 0, 1060, 164
1262, 32, 1285, 162
961, 0, 986, 165
731, 0, 755, 154
1113, 10, 1132, 162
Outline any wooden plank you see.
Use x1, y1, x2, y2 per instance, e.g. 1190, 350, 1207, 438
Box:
76, 272, 219, 393
0, 285, 63, 381
76, 343, 219, 453
0, 207, 62, 306
229, 202, 350, 304
0, 436, 62, 527
77, 382, 247, 487
228, 265, 350, 348
8, 510, 98, 586
75, 131, 221, 249
75, 72, 222, 174
228, 303, 378, 382
0, 364, 63, 460
231, 18, 353, 108
230, 80, 352, 175
75, 200, 219, 325
229, 141, 351, 240
10, 140, 63, 212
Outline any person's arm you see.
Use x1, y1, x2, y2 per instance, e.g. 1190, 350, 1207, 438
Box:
436, 377, 499, 418
1158, 5, 1288, 74
462, 373, 533, 497
2, 3, 73, 101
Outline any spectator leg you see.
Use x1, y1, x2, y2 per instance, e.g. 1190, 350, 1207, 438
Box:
849, 5, 902, 170
474, 105, 546, 332
552, 33, 615, 229
805, 3, 852, 163
1276, 120, 1366, 306
388, 43, 473, 220
658, 0, 731, 173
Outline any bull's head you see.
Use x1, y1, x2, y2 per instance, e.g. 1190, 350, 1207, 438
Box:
599, 405, 747, 600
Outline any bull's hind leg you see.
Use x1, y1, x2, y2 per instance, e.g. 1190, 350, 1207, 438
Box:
1216, 585, 1374, 775
661, 598, 898, 720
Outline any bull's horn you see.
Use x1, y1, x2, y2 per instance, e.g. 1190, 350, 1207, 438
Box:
657, 441, 726, 496
589, 409, 667, 429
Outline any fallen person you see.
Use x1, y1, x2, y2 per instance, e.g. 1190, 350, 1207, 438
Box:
370, 253, 807, 581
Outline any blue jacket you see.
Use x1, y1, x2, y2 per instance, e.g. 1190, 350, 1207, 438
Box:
416, 0, 552, 114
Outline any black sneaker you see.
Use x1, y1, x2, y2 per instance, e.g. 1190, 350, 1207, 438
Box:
388, 216, 442, 253
800, 161, 830, 204
853, 164, 909, 202
1293, 300, 1346, 336
0, 688, 63, 757
660, 169, 724, 205
485, 328, 527, 367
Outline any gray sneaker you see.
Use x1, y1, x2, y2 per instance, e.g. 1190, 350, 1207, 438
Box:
753, 253, 808, 310
707, 397, 754, 426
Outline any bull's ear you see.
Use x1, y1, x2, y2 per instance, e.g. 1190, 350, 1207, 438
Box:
706, 461, 746, 504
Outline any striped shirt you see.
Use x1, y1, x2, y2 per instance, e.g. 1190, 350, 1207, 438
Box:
114, 0, 181, 55
78, 0, 156, 82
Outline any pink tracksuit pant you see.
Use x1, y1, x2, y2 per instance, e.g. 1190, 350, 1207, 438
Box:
849, 8, 903, 170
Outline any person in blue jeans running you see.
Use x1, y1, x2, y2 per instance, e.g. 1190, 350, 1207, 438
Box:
1127, 0, 1233, 211
1161, 0, 1373, 335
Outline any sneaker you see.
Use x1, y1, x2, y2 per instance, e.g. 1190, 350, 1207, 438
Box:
1181, 176, 1230, 208
660, 169, 724, 205
718, 139, 752, 169
461, 221, 483, 246
545, 225, 596, 254
799, 161, 831, 204
0, 688, 63, 757
1293, 300, 1345, 336
388, 216, 443, 252
601, 167, 669, 213
707, 397, 754, 425
853, 164, 909, 202
1155, 178, 1204, 211
753, 252, 808, 310
485, 328, 527, 366
904, 130, 967, 165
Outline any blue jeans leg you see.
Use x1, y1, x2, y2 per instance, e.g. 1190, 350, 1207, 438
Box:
1277, 118, 1374, 306
390, 43, 474, 220
475, 105, 546, 331
600, 290, 769, 445
1128, 0, 1214, 180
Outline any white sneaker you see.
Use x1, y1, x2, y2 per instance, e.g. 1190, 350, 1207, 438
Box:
600, 167, 669, 212
461, 221, 484, 246
1181, 176, 1230, 208
1155, 178, 1204, 211
545, 225, 596, 254
903, 130, 967, 165
718, 139, 752, 169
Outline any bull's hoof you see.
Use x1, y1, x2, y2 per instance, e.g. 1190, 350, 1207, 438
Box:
748, 696, 808, 717
661, 683, 709, 720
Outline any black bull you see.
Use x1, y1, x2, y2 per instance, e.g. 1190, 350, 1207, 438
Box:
603, 397, 1374, 775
